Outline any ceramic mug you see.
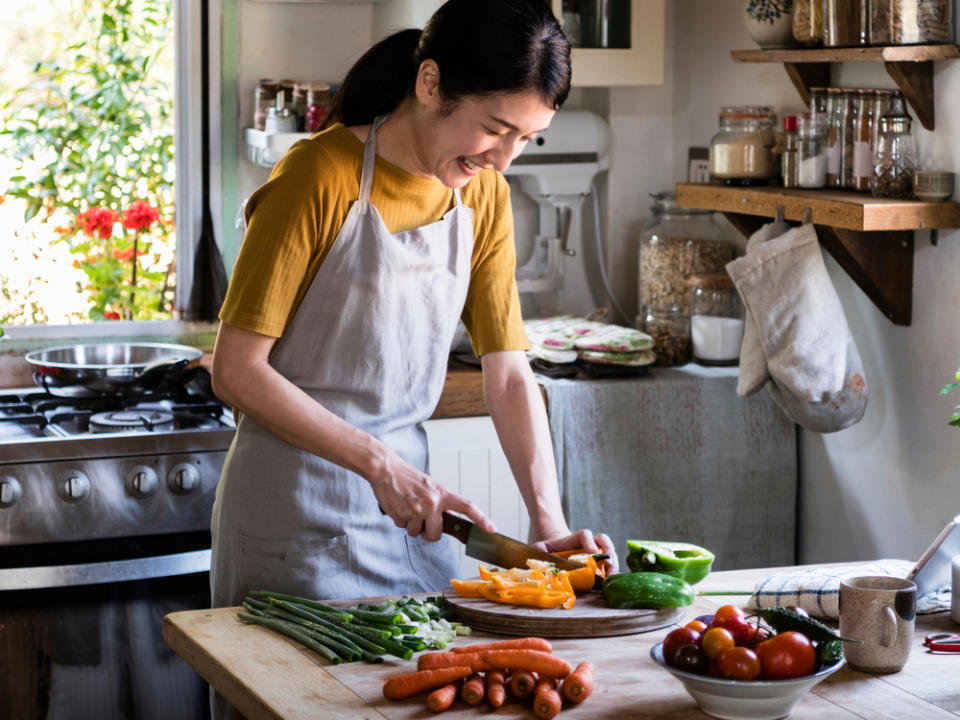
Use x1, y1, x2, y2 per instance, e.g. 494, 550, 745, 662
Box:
952, 554, 960, 624
839, 576, 916, 673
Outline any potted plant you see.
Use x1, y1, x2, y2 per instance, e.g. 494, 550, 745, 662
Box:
942, 368, 960, 428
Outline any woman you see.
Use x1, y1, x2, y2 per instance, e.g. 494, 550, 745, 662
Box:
210, 0, 618, 614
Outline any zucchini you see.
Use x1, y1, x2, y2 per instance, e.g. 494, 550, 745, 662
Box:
602, 571, 694, 609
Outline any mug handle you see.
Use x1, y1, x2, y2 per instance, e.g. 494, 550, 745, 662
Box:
880, 605, 897, 647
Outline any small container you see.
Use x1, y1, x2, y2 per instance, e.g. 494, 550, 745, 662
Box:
264, 90, 297, 135
709, 106, 779, 183
872, 0, 954, 45
912, 171, 955, 201
852, 90, 876, 191
824, 0, 867, 46
797, 112, 827, 188
688, 273, 745, 366
639, 193, 736, 313
642, 305, 691, 367
253, 78, 280, 131
793, 0, 824, 45
782, 115, 799, 188
872, 89, 891, 150
871, 93, 917, 198
825, 88, 844, 188
305, 82, 332, 133
839, 90, 858, 189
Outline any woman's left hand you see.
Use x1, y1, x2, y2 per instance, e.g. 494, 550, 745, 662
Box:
532, 529, 619, 577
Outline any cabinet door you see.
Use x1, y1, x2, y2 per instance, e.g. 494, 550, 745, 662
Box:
552, 0, 664, 86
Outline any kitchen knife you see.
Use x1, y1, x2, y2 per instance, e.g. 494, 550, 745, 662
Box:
441, 512, 584, 571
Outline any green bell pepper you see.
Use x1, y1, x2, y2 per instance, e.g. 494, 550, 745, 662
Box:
602, 571, 694, 610
625, 540, 715, 585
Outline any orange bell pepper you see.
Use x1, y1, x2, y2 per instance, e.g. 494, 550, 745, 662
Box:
552, 549, 607, 592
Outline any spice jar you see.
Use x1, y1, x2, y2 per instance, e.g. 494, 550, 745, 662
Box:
871, 93, 917, 198
709, 106, 778, 184
305, 82, 332, 133
254, 78, 280, 131
782, 115, 799, 188
688, 273, 745, 366
839, 90, 857, 189
825, 88, 844, 187
852, 90, 875, 191
793, 0, 823, 45
824, 0, 867, 46
642, 305, 691, 367
638, 193, 735, 314
797, 112, 827, 188
870, 0, 953, 44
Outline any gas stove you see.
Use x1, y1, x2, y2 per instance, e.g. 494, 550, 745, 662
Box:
0, 371, 235, 547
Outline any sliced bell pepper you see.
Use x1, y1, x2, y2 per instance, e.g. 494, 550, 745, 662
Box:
449, 578, 486, 598
625, 540, 715, 585
552, 549, 608, 592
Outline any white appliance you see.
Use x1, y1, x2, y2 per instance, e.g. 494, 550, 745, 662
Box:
504, 110, 611, 317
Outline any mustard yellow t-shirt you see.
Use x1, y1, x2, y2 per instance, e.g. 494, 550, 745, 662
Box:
220, 123, 528, 356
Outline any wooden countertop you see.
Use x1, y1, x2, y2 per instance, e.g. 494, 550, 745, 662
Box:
163, 564, 960, 720
432, 361, 486, 419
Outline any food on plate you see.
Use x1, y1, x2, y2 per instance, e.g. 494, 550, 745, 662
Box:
449, 560, 578, 609
661, 604, 844, 681
625, 539, 715, 584
551, 548, 609, 590
561, 660, 595, 703
601, 570, 695, 609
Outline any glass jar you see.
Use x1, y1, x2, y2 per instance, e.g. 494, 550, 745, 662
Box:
839, 90, 857, 189
708, 106, 778, 184
642, 305, 691, 367
688, 273, 745, 366
305, 82, 332, 133
253, 78, 280, 131
797, 112, 827, 188
872, 0, 954, 44
852, 90, 875, 191
871, 89, 890, 151
639, 193, 735, 314
782, 115, 799, 188
825, 88, 844, 187
824, 0, 867, 46
871, 93, 917, 198
793, 0, 824, 45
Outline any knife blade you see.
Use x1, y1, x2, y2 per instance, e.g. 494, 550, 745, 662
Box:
441, 512, 584, 571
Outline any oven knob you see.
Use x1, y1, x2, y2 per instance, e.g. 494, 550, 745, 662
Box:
125, 465, 159, 498
57, 470, 91, 503
167, 463, 201, 494
0, 476, 22, 508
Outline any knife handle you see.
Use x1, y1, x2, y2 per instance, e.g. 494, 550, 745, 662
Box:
441, 512, 473, 544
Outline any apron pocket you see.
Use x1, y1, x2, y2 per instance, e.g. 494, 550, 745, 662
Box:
405, 534, 461, 594
237, 531, 363, 601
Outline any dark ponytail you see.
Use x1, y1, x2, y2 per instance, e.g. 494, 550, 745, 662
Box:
323, 0, 571, 129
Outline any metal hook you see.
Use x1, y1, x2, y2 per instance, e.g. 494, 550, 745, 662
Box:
802, 207, 812, 224
775, 205, 785, 224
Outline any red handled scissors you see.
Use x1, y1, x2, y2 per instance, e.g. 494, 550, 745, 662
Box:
924, 633, 960, 653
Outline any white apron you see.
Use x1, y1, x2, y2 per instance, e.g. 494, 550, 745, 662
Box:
210, 115, 474, 608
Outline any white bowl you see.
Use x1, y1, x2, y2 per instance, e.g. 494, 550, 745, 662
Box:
650, 642, 845, 720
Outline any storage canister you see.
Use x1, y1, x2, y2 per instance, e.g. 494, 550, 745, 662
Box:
871, 92, 917, 198
870, 0, 953, 44
708, 106, 778, 184
642, 306, 691, 367
782, 115, 799, 188
825, 88, 844, 187
797, 112, 827, 188
793, 0, 824, 45
688, 273, 745, 366
853, 90, 875, 191
824, 0, 867, 45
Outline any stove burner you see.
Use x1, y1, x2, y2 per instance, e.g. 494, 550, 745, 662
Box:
89, 408, 176, 433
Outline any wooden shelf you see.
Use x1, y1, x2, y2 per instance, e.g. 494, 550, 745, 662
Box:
676, 183, 960, 326
730, 44, 960, 130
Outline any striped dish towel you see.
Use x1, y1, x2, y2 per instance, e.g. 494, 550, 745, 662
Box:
745, 560, 916, 619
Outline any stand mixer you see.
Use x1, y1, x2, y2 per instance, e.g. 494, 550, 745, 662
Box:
504, 110, 611, 318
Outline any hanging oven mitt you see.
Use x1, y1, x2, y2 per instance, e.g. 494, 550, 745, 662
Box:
725, 223, 868, 433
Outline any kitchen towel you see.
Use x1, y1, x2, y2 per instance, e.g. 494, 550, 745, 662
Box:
726, 223, 868, 433
745, 560, 950, 618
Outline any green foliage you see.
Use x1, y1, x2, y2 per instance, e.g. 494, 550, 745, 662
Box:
941, 368, 960, 429
1, 0, 175, 321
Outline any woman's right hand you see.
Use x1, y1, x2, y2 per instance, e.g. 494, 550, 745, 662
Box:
365, 446, 496, 542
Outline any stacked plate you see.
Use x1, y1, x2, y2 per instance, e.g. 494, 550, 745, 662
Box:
525, 316, 655, 376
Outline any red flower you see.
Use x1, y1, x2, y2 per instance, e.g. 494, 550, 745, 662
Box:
122, 199, 160, 231
76, 207, 120, 239
103, 311, 121, 320
112, 247, 136, 261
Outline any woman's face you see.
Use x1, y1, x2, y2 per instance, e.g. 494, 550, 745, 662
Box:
418, 90, 556, 188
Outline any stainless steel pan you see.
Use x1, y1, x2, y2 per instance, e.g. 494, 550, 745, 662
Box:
24, 342, 204, 396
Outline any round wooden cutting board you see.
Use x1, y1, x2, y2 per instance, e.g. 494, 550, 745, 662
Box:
442, 588, 684, 638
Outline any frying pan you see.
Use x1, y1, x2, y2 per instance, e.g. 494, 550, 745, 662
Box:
24, 342, 204, 396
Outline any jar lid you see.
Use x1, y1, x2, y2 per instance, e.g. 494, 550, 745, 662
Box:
649, 191, 713, 216
687, 272, 734, 290
783, 115, 798, 132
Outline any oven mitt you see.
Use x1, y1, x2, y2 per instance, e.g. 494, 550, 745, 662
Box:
736, 215, 791, 397
726, 223, 868, 433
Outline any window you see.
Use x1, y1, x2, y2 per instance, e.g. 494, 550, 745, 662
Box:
0, 0, 220, 339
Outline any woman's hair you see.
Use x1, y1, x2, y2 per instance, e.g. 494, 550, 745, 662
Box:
322, 0, 571, 129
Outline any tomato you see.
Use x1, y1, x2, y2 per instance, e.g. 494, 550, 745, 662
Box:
663, 627, 702, 667
701, 627, 736, 660
717, 646, 762, 681
712, 604, 746, 624
741, 621, 772, 648
673, 644, 708, 675
711, 614, 752, 645
756, 631, 817, 680
685, 620, 708, 633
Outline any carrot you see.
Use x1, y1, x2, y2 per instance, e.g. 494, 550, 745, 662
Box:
383, 666, 473, 701
418, 651, 493, 673
509, 670, 538, 698
460, 674, 485, 705
561, 660, 594, 703
426, 682, 459, 712
486, 670, 507, 709
450, 637, 552, 655
483, 650, 572, 678
533, 680, 563, 720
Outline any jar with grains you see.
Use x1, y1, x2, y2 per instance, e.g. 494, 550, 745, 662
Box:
642, 305, 691, 367
824, 0, 867, 46
870, 0, 953, 44
825, 88, 844, 187
872, 89, 891, 151
688, 273, 745, 366
709, 106, 778, 183
871, 93, 917, 198
797, 112, 827, 188
839, 90, 857, 189
793, 0, 823, 44
638, 192, 735, 315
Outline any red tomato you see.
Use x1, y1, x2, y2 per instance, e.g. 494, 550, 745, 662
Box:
711, 614, 752, 645
686, 620, 709, 633
712, 604, 746, 624
742, 622, 772, 648
756, 631, 817, 680
702, 627, 736, 660
717, 646, 762, 681
663, 627, 702, 667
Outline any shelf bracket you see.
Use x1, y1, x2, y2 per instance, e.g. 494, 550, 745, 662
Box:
783, 62, 831, 106
884, 60, 935, 131
722, 212, 913, 326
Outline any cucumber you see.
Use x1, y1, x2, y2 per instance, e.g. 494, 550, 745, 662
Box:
758, 607, 849, 643
602, 571, 694, 610
817, 639, 844, 667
